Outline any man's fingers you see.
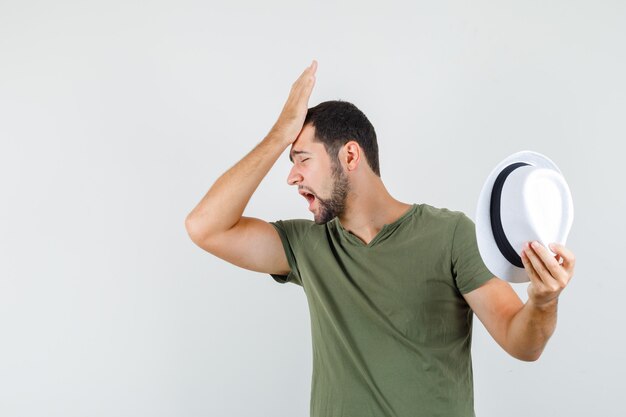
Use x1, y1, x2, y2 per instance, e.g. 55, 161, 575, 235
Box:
522, 245, 551, 286
287, 64, 316, 107
293, 60, 318, 88
530, 241, 569, 283
302, 60, 317, 77
549, 242, 576, 272
521, 249, 542, 286
524, 243, 556, 284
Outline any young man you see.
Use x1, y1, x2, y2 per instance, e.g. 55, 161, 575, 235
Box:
185, 61, 576, 417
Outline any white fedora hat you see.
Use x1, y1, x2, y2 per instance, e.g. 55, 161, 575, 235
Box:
475, 151, 574, 283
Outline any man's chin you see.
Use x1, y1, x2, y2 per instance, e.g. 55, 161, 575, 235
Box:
312, 212, 324, 225
313, 209, 335, 225
312, 213, 325, 225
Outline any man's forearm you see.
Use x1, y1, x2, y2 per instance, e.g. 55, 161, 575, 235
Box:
185, 130, 289, 237
185, 60, 317, 241
505, 298, 558, 361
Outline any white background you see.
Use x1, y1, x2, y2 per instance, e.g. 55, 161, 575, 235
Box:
1, 1, 624, 416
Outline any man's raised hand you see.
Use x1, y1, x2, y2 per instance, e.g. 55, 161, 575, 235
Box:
270, 60, 318, 145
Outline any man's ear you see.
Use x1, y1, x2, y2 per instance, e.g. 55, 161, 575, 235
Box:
342, 141, 361, 171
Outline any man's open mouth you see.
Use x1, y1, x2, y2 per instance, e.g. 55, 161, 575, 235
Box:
303, 192, 315, 204
299, 189, 316, 205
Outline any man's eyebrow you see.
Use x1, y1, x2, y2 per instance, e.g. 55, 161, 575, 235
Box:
289, 150, 311, 163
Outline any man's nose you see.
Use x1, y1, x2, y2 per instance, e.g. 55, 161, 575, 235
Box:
287, 166, 303, 186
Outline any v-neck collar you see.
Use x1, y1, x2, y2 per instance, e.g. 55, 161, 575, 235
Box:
333, 204, 418, 248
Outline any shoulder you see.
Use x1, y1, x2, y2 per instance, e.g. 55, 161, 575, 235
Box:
270, 218, 325, 240
418, 203, 469, 228
415, 204, 480, 251
271, 218, 316, 229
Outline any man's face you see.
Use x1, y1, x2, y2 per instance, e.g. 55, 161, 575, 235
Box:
288, 125, 350, 224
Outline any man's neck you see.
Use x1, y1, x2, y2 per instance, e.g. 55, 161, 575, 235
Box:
336, 178, 412, 245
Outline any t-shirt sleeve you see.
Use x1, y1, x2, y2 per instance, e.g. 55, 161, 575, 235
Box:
451, 212, 495, 294
268, 220, 305, 286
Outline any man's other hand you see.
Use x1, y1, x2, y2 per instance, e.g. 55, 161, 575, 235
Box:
270, 60, 318, 145
522, 241, 576, 309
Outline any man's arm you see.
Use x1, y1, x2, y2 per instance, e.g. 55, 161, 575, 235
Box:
464, 242, 576, 361
185, 61, 317, 275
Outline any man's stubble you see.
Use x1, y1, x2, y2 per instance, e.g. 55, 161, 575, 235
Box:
315, 162, 350, 225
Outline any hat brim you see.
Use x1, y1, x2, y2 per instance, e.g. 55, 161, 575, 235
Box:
476, 151, 562, 283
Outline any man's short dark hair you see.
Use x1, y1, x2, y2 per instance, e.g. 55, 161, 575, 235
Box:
304, 100, 380, 177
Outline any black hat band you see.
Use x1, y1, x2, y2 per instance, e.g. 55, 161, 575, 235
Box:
490, 162, 530, 268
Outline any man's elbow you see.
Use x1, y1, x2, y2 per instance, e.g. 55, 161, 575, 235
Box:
510, 348, 543, 362
185, 215, 211, 246
185, 215, 229, 256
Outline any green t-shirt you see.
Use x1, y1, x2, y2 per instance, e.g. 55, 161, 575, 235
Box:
270, 203, 494, 417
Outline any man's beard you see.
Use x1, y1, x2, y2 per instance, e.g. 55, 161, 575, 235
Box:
314, 163, 350, 225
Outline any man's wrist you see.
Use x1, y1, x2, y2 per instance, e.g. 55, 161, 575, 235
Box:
527, 296, 559, 313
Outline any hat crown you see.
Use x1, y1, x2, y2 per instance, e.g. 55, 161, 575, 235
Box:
500, 166, 574, 257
